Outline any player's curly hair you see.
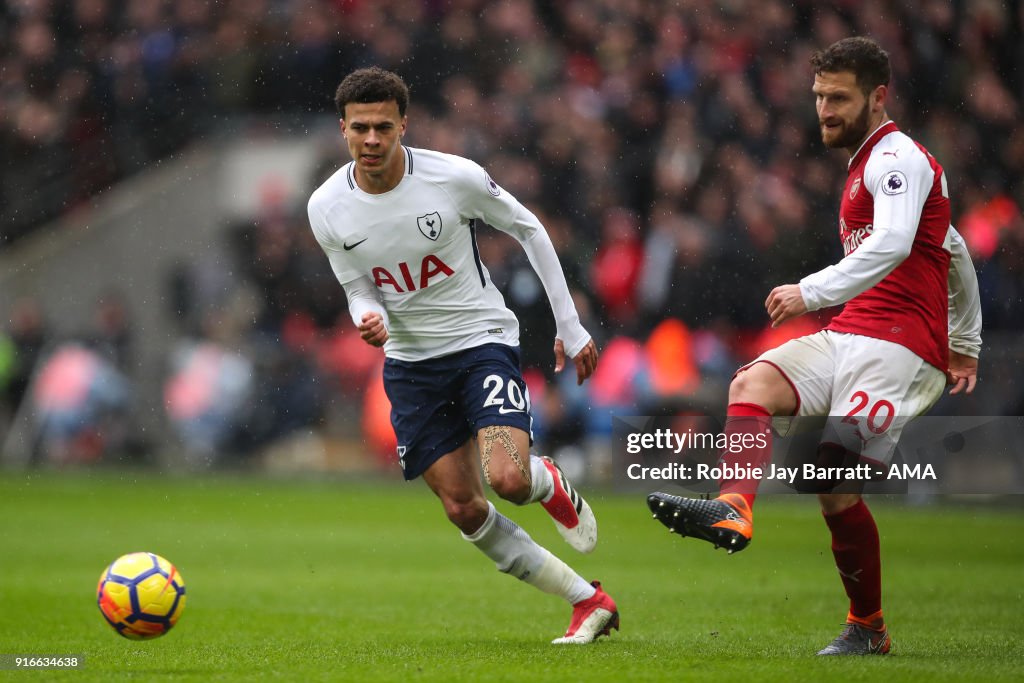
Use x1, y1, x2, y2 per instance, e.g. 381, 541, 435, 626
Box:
334, 67, 410, 118
811, 37, 891, 96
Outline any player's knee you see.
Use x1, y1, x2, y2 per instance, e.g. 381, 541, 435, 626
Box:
729, 367, 764, 404
478, 424, 531, 503
729, 363, 794, 413
818, 492, 862, 515
442, 496, 489, 533
489, 468, 530, 504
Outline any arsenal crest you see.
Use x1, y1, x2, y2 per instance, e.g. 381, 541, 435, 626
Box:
849, 176, 862, 200
417, 212, 442, 240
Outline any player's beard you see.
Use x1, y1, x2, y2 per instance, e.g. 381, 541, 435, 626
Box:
821, 101, 871, 150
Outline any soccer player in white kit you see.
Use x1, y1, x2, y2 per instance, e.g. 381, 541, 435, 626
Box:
649, 37, 982, 655
308, 67, 618, 644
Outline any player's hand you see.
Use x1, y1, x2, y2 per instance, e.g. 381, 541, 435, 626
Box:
358, 312, 388, 347
765, 284, 808, 328
555, 338, 599, 386
947, 350, 978, 395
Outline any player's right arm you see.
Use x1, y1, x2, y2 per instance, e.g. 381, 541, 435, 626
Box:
307, 190, 389, 348
318, 250, 391, 348
946, 225, 981, 394
342, 276, 390, 347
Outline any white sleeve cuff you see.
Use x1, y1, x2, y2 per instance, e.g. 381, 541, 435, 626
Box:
341, 277, 389, 330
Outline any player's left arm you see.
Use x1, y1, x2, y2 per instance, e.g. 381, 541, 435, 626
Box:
459, 164, 597, 384
946, 225, 982, 394
784, 153, 932, 325
500, 204, 598, 385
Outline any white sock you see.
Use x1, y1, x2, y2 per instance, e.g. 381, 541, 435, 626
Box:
523, 454, 554, 505
533, 555, 596, 604
463, 502, 595, 604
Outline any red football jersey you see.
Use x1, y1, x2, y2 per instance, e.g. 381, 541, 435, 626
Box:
802, 121, 951, 370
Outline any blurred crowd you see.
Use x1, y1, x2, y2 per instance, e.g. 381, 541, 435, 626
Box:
3, 0, 1024, 466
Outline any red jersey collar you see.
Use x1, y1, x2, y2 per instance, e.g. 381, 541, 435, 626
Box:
848, 120, 899, 171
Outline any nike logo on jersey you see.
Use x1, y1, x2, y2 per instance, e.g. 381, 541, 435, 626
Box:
498, 406, 525, 414
343, 238, 368, 251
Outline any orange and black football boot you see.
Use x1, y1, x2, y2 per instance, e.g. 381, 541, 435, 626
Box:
647, 492, 753, 553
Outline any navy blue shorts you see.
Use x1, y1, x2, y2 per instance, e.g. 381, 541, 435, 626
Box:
383, 343, 533, 480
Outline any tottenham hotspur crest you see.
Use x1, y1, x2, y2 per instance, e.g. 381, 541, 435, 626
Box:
417, 212, 442, 240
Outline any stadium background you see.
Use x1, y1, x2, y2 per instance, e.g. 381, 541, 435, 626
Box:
1, 1, 1022, 473
1, 2, 1023, 680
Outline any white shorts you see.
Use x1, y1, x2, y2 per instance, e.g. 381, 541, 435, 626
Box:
741, 330, 946, 465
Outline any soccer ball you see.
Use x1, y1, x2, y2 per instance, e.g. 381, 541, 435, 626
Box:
96, 552, 187, 639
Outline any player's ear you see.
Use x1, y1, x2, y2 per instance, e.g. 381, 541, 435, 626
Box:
399, 116, 407, 138
339, 118, 347, 138
872, 84, 888, 113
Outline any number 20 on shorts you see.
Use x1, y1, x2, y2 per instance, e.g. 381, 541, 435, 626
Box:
482, 374, 529, 413
843, 390, 895, 434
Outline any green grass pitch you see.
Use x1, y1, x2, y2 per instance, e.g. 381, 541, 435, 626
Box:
0, 472, 1021, 681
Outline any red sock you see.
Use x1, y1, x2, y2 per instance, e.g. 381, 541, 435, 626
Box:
824, 499, 882, 622
718, 402, 772, 509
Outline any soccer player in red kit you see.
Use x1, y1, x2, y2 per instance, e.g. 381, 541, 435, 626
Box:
649, 37, 982, 655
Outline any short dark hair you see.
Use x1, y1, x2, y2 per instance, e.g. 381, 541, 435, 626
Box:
810, 37, 891, 95
334, 67, 410, 118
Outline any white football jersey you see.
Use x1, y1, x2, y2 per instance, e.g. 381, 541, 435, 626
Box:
308, 146, 585, 362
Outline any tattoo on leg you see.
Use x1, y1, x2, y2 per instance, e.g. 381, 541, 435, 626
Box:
480, 425, 528, 484
480, 433, 493, 485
